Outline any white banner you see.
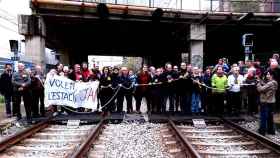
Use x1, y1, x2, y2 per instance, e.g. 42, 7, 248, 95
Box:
44, 75, 99, 110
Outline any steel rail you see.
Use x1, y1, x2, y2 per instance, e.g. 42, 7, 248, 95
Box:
68, 119, 105, 158
0, 117, 52, 152
222, 118, 280, 154
168, 119, 201, 158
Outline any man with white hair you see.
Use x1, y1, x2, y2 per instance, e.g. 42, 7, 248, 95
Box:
227, 66, 244, 116
12, 63, 32, 122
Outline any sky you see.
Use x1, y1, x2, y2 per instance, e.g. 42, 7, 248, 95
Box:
0, 0, 31, 58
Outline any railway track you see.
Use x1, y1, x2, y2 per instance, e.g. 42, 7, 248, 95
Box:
0, 117, 279, 158
0, 117, 25, 141
0, 118, 100, 158
174, 118, 280, 158
70, 120, 200, 158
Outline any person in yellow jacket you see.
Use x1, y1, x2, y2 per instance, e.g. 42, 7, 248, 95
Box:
211, 66, 228, 116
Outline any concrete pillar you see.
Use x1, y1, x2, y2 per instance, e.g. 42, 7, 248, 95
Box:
25, 36, 45, 66
189, 23, 206, 68
18, 15, 46, 67
57, 49, 70, 66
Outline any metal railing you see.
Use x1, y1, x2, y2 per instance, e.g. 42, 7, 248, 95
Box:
67, 0, 280, 13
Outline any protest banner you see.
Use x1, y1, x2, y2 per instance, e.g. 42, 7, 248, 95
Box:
44, 75, 99, 110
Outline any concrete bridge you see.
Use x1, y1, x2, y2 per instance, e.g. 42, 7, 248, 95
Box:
19, 0, 280, 68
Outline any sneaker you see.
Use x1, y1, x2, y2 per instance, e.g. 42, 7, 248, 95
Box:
15, 122, 21, 128
62, 111, 68, 115
53, 112, 59, 116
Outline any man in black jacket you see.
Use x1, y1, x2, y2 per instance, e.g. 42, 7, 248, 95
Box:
159, 63, 178, 113
0, 63, 13, 118
177, 62, 193, 114
116, 67, 133, 113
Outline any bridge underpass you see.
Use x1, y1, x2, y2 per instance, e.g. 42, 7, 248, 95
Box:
205, 24, 280, 66
19, 0, 280, 69
48, 18, 188, 66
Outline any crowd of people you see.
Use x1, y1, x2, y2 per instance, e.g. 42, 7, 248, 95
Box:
0, 54, 280, 135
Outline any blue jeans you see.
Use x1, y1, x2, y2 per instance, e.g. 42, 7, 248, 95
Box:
191, 92, 201, 113
259, 103, 275, 134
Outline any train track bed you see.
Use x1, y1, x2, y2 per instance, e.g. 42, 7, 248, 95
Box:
0, 122, 95, 158
177, 121, 280, 158
89, 122, 173, 158
0, 118, 28, 141
238, 120, 280, 144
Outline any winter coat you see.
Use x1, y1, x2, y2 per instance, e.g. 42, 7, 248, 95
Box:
257, 80, 278, 103
0, 71, 13, 95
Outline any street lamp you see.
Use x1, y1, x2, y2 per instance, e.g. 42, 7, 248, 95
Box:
9, 40, 19, 71
9, 40, 18, 53
242, 33, 254, 61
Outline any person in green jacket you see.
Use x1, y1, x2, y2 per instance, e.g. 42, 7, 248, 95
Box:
211, 66, 228, 116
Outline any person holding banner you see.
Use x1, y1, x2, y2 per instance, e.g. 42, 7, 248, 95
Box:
12, 63, 32, 122
56, 63, 64, 76
69, 64, 83, 81
81, 62, 91, 82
